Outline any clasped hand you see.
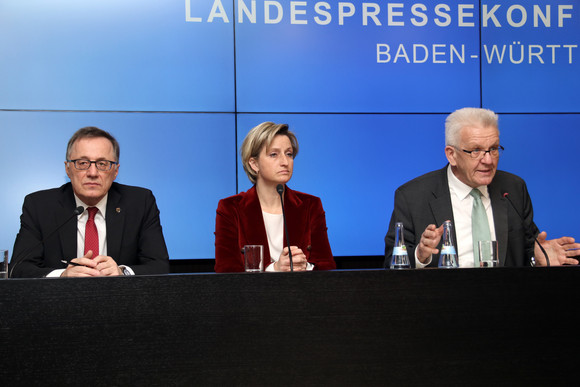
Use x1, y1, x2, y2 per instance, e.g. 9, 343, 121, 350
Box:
274, 246, 309, 272
61, 250, 122, 277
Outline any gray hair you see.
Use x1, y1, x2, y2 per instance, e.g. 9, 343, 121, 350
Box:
66, 126, 120, 161
445, 108, 499, 147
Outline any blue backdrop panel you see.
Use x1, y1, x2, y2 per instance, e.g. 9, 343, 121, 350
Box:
482, 1, 580, 112
0, 111, 236, 260
1, 1, 580, 262
237, 113, 580, 256
236, 113, 446, 256
235, 1, 481, 112
498, 113, 580, 238
0, 0, 234, 111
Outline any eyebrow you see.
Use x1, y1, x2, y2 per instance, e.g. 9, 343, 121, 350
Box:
71, 156, 113, 160
266, 146, 293, 152
464, 141, 500, 149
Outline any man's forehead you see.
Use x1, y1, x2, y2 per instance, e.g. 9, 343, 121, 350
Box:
70, 137, 115, 155
460, 125, 499, 142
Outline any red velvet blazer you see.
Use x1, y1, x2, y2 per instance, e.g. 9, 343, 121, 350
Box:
214, 185, 335, 273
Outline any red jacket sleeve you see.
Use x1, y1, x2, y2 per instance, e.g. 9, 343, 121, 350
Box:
214, 198, 245, 273
306, 196, 335, 271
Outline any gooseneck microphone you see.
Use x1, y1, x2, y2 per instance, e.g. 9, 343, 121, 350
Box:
503, 193, 550, 266
276, 184, 293, 272
9, 206, 85, 277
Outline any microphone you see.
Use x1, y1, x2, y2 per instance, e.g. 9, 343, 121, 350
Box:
503, 193, 550, 266
9, 206, 85, 277
276, 184, 293, 272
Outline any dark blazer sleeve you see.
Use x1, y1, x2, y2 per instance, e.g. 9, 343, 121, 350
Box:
384, 168, 454, 269
107, 185, 169, 275
519, 180, 540, 262
493, 171, 539, 266
127, 190, 169, 274
10, 192, 72, 278
384, 168, 540, 269
11, 184, 169, 278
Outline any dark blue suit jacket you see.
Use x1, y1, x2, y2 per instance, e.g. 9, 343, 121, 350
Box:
384, 166, 539, 268
11, 182, 169, 277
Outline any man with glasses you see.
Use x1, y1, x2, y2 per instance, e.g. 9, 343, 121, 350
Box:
384, 107, 580, 268
10, 126, 169, 277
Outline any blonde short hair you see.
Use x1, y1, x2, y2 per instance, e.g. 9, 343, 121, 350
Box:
241, 122, 299, 184
445, 107, 499, 147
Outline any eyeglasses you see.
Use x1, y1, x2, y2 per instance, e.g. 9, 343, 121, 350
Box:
67, 159, 118, 171
459, 146, 504, 159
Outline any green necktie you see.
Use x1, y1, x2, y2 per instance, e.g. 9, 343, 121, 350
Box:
470, 189, 491, 267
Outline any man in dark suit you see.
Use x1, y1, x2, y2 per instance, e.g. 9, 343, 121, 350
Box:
11, 127, 169, 278
384, 108, 580, 268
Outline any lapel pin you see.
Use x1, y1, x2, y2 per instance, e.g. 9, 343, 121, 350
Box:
116, 208, 121, 213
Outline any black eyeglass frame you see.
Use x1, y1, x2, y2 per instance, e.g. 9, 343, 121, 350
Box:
66, 159, 119, 171
459, 145, 504, 159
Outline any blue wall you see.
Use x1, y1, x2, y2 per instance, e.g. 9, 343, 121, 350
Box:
1, 1, 579, 260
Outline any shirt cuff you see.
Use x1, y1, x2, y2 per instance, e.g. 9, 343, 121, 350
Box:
46, 269, 66, 278
265, 262, 314, 271
119, 265, 135, 275
415, 250, 432, 268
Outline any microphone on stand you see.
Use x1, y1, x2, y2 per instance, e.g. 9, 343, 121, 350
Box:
9, 206, 85, 277
503, 193, 550, 266
276, 184, 293, 272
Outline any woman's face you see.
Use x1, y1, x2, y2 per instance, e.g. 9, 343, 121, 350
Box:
251, 134, 294, 186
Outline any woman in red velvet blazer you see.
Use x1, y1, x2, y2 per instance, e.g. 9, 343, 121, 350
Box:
214, 122, 335, 273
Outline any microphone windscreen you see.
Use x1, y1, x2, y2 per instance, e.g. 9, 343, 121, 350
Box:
75, 206, 85, 215
276, 184, 284, 195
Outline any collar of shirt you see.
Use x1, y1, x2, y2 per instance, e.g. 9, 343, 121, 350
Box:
74, 194, 108, 219
446, 165, 495, 267
447, 165, 490, 203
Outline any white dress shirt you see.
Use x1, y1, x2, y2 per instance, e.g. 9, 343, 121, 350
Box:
46, 194, 134, 277
416, 165, 496, 268
262, 211, 313, 272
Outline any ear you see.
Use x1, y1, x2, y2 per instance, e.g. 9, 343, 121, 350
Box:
445, 146, 458, 166
248, 157, 259, 173
65, 161, 72, 179
112, 164, 119, 180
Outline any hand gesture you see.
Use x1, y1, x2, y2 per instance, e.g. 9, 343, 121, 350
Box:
534, 232, 580, 266
416, 223, 445, 263
94, 255, 122, 276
